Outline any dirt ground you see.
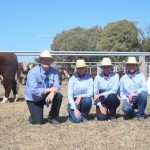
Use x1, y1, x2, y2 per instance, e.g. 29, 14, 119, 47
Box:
0, 82, 150, 150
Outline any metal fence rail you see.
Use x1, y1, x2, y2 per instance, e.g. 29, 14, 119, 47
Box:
50, 51, 150, 56
0, 50, 150, 56
1, 50, 150, 77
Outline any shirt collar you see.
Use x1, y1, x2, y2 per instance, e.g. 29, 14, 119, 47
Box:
99, 71, 116, 80
126, 70, 139, 78
39, 65, 50, 77
100, 71, 115, 77
74, 72, 88, 80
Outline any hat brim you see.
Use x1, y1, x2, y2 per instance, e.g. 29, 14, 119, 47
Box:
126, 62, 140, 65
76, 65, 88, 68
100, 64, 113, 67
34, 56, 40, 63
34, 56, 53, 63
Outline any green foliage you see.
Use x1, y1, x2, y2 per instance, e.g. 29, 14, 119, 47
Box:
86, 26, 102, 51
51, 20, 149, 63
51, 26, 102, 51
138, 24, 150, 52
144, 38, 150, 51
51, 26, 102, 62
96, 20, 140, 51
51, 27, 89, 51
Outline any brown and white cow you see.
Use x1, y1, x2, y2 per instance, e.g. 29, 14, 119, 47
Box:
0, 52, 19, 103
18, 62, 35, 85
58, 69, 71, 85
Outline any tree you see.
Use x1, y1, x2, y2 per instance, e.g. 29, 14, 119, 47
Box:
86, 26, 102, 51
51, 27, 90, 51
51, 26, 102, 62
96, 20, 140, 51
138, 24, 150, 52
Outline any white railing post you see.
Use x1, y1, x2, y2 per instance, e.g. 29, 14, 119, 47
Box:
139, 55, 147, 79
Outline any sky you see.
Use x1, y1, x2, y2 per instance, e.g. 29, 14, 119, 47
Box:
0, 0, 150, 62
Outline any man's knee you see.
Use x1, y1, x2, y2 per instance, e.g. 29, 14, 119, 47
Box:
107, 94, 117, 100
54, 92, 63, 102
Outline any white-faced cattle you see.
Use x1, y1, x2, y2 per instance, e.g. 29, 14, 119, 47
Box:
18, 62, 35, 85
0, 52, 19, 103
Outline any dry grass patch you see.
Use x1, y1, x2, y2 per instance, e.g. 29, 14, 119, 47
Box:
0, 83, 150, 150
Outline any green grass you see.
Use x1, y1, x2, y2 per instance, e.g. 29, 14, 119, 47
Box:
0, 83, 150, 150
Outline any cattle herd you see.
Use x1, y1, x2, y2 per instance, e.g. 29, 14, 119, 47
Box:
0, 52, 72, 103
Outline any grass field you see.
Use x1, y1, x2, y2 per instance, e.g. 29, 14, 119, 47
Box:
0, 82, 150, 150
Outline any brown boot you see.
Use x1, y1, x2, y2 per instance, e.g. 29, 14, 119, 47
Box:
49, 119, 60, 125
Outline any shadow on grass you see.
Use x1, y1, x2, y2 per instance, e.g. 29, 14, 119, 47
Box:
146, 113, 150, 118
88, 113, 96, 120
43, 116, 69, 124
88, 113, 124, 120
0, 97, 25, 103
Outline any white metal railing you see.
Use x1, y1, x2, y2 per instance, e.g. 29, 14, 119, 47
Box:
50, 51, 150, 56
1, 50, 150, 77
0, 50, 150, 56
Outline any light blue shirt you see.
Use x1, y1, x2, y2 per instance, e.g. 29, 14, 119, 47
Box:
119, 71, 147, 100
24, 65, 60, 102
94, 72, 119, 98
68, 73, 93, 109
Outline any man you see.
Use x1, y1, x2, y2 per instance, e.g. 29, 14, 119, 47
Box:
119, 57, 147, 120
24, 50, 63, 125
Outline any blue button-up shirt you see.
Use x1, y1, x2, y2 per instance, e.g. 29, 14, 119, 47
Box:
94, 72, 119, 98
119, 71, 147, 100
68, 73, 93, 109
24, 65, 60, 102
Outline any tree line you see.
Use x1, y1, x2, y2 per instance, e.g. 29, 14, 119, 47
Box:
51, 20, 150, 62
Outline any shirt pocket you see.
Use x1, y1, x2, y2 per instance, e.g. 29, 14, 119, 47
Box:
36, 81, 44, 88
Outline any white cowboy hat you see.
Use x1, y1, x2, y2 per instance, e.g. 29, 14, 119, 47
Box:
126, 57, 139, 65
34, 50, 53, 63
100, 57, 112, 67
76, 59, 88, 68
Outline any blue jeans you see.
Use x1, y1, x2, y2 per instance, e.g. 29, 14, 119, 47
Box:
67, 97, 92, 123
96, 94, 120, 121
122, 91, 147, 118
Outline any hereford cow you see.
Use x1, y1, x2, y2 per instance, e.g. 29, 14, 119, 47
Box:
0, 52, 19, 103
58, 69, 71, 85
18, 62, 35, 85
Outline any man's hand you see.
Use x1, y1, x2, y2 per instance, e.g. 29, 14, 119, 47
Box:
75, 96, 82, 105
99, 104, 107, 115
45, 92, 55, 103
50, 87, 58, 93
44, 87, 58, 94
74, 108, 81, 118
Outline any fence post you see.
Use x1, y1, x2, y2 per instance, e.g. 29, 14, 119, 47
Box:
139, 56, 147, 79
89, 62, 91, 74
97, 62, 101, 74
